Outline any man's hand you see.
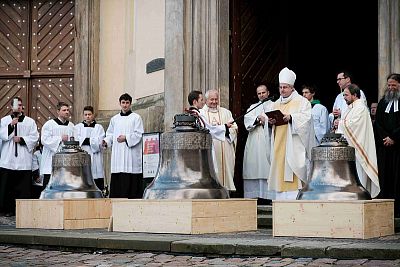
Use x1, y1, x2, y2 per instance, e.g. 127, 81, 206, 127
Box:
13, 136, 21, 143
268, 117, 276, 125
257, 115, 266, 125
226, 120, 234, 128
102, 140, 107, 148
333, 108, 341, 118
283, 114, 291, 123
333, 119, 340, 130
117, 135, 126, 143
383, 136, 395, 146
11, 117, 18, 126
61, 135, 69, 142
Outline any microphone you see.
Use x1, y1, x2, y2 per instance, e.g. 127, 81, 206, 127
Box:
232, 95, 276, 124
262, 95, 276, 103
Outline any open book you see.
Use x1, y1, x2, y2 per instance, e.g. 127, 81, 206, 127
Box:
265, 110, 287, 126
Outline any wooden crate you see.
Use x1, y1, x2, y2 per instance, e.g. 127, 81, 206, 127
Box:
112, 199, 257, 234
273, 199, 394, 239
16, 199, 112, 230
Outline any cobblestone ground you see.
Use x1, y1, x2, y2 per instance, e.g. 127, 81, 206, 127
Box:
0, 245, 399, 267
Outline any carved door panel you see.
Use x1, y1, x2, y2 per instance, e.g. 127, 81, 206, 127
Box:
0, 0, 75, 130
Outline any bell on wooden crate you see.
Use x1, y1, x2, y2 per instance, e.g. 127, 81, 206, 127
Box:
297, 133, 371, 200
143, 113, 229, 199
40, 137, 103, 199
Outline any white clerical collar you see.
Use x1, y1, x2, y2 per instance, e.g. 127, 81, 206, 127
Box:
279, 90, 297, 104
385, 99, 399, 113
207, 107, 219, 113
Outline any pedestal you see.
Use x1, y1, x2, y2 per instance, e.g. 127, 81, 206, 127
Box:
273, 199, 394, 239
16, 199, 112, 230
112, 199, 257, 234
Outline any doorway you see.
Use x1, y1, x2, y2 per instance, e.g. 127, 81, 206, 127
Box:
0, 0, 75, 130
230, 0, 378, 196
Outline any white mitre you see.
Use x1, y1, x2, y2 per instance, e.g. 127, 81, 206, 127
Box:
279, 67, 296, 85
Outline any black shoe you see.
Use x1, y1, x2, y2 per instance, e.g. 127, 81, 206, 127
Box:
4, 212, 15, 217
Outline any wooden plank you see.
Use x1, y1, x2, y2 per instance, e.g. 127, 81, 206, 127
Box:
63, 199, 111, 220
363, 202, 394, 238
64, 218, 110, 229
16, 199, 64, 229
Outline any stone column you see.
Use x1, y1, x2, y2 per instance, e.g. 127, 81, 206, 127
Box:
378, 0, 400, 98
74, 0, 100, 121
164, 0, 230, 130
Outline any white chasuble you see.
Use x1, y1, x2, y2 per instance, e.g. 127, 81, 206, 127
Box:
268, 91, 315, 200
339, 99, 380, 198
200, 106, 237, 191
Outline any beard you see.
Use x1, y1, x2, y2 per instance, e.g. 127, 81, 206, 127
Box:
384, 89, 400, 102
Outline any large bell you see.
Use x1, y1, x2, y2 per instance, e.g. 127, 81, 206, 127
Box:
40, 138, 103, 199
297, 133, 371, 200
143, 113, 229, 199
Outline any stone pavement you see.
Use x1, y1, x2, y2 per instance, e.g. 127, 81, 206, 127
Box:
1, 244, 400, 266
1, 215, 400, 261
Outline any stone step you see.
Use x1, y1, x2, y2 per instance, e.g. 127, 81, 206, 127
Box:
257, 214, 272, 228
256, 205, 272, 215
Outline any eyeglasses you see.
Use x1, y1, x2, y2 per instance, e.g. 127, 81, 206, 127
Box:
337, 77, 347, 81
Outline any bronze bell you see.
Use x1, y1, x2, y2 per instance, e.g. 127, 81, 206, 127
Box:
297, 133, 371, 200
40, 137, 103, 199
143, 113, 229, 199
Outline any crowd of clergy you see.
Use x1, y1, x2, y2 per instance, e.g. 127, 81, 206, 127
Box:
0, 69, 399, 218
242, 69, 400, 217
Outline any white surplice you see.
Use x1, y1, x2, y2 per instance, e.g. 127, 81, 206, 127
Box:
267, 91, 316, 200
243, 100, 274, 198
312, 103, 329, 144
200, 105, 237, 191
103, 112, 144, 174
40, 119, 74, 175
74, 122, 106, 179
338, 99, 380, 198
0, 115, 39, 170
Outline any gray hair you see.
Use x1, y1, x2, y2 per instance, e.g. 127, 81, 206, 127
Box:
204, 89, 219, 100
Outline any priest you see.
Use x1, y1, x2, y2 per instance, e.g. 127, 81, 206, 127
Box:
74, 106, 106, 191
0, 97, 39, 215
102, 93, 144, 198
338, 83, 380, 198
41, 102, 75, 189
200, 89, 238, 191
243, 84, 274, 200
374, 73, 400, 216
267, 67, 315, 200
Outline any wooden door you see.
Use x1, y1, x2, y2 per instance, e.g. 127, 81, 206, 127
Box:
230, 0, 287, 196
0, 0, 75, 130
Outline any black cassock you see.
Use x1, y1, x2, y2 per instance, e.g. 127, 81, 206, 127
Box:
374, 98, 400, 217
